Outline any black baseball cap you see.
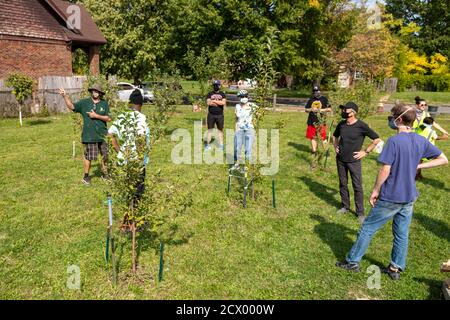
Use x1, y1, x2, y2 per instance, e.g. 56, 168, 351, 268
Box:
313, 86, 320, 92
340, 101, 359, 113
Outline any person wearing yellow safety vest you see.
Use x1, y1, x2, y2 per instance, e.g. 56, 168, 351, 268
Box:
413, 96, 448, 136
415, 116, 448, 180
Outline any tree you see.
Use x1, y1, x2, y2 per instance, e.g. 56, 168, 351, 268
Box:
105, 73, 194, 276
385, 0, 450, 58
185, 46, 230, 102
6, 73, 34, 126
75, 0, 360, 86
329, 81, 379, 120
272, 0, 358, 86
78, 0, 177, 82
335, 28, 399, 81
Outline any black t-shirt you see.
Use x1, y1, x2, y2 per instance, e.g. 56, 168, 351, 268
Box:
333, 119, 379, 162
207, 91, 226, 115
305, 96, 330, 125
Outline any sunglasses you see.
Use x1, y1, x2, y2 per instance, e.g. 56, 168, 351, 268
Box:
420, 104, 427, 107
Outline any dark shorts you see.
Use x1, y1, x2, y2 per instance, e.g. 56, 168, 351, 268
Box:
207, 113, 224, 131
84, 142, 108, 161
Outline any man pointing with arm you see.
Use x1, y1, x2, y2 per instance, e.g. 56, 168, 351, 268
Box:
60, 84, 112, 185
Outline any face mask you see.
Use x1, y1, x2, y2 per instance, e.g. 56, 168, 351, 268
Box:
213, 85, 220, 92
341, 111, 350, 119
313, 92, 320, 98
388, 117, 398, 130
240, 97, 249, 104
387, 107, 413, 130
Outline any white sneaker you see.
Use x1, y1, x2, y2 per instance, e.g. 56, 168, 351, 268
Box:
230, 163, 240, 171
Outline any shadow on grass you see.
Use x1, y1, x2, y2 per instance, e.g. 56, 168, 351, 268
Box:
418, 177, 450, 193
310, 214, 386, 268
27, 119, 52, 126
288, 141, 311, 162
135, 226, 193, 268
310, 214, 356, 260
300, 176, 341, 209
413, 277, 444, 299
415, 212, 450, 243
288, 141, 311, 154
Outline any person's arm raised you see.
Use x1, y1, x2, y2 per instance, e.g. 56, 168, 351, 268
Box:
432, 121, 449, 136
59, 88, 74, 111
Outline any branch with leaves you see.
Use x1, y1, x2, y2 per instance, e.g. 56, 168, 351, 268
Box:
6, 73, 34, 126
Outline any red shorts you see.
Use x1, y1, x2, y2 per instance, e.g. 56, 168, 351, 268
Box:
306, 125, 327, 140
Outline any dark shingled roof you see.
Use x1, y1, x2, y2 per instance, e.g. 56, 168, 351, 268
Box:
46, 0, 107, 45
0, 0, 106, 45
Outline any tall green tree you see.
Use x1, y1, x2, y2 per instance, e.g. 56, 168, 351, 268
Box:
385, 0, 450, 58
78, 0, 177, 82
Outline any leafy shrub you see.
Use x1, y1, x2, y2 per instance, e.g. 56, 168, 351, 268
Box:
329, 81, 379, 120
6, 73, 34, 104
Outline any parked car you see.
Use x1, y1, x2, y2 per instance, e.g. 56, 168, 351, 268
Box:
140, 81, 185, 103
117, 82, 144, 102
137, 82, 156, 103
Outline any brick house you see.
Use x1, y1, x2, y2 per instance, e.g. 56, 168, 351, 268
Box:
0, 0, 107, 80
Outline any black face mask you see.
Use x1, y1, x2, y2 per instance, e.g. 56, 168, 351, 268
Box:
213, 85, 220, 92
341, 111, 350, 119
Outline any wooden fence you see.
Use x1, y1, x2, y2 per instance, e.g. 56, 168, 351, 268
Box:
0, 76, 87, 118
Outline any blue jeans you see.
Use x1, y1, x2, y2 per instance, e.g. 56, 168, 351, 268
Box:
234, 128, 255, 163
346, 199, 414, 270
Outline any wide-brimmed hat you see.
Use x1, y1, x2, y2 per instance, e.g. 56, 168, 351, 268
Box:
88, 84, 105, 95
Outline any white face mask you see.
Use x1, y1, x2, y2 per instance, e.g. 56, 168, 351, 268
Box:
240, 98, 248, 104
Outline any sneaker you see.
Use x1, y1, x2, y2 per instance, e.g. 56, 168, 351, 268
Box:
336, 207, 349, 214
230, 163, 240, 172
82, 175, 91, 185
335, 261, 361, 272
381, 265, 401, 281
205, 144, 212, 151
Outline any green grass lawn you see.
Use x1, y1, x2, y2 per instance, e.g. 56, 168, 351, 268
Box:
0, 109, 449, 299
389, 91, 450, 105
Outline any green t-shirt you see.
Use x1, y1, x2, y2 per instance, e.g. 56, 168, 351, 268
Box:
74, 98, 111, 143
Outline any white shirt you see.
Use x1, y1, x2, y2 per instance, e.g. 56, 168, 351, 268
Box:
108, 110, 150, 165
235, 103, 256, 130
